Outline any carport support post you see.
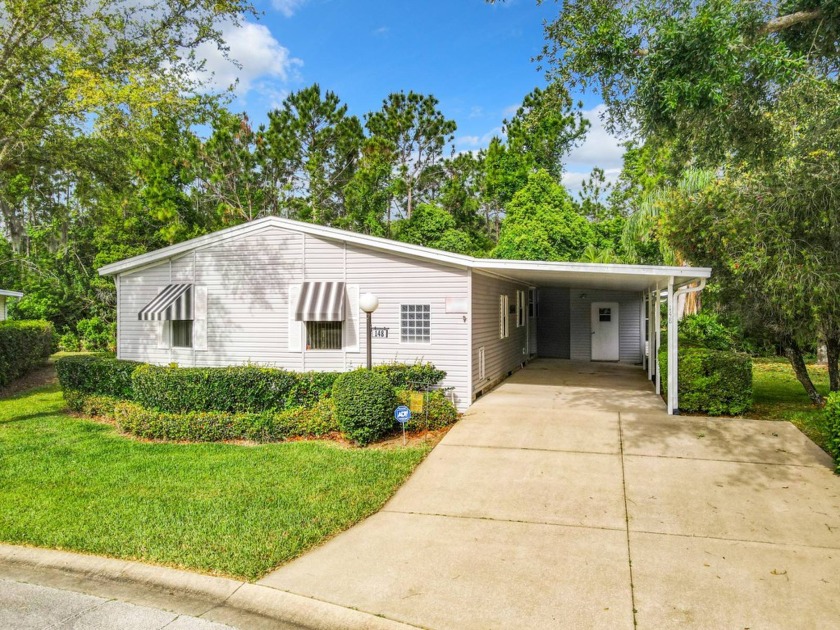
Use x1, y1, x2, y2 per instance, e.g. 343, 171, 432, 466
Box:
646, 289, 654, 381
654, 283, 661, 396
667, 277, 678, 415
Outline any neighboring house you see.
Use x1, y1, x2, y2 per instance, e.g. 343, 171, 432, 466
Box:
0, 290, 23, 321
98, 217, 711, 414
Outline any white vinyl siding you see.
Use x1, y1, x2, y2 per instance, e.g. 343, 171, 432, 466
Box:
116, 225, 471, 410
472, 272, 529, 393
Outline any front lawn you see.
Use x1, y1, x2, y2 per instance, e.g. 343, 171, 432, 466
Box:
747, 357, 831, 452
0, 385, 429, 580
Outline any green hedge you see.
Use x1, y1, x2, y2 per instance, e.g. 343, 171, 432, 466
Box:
114, 396, 339, 443
132, 365, 300, 413
64, 391, 124, 417
826, 393, 840, 473
0, 320, 54, 387
396, 389, 458, 430
56, 355, 142, 399
373, 362, 447, 389
333, 369, 397, 446
659, 347, 752, 416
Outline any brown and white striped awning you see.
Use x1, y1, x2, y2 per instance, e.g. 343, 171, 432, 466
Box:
295, 282, 346, 322
138, 284, 193, 321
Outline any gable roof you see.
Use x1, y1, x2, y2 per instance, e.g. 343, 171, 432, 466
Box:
97, 216, 710, 290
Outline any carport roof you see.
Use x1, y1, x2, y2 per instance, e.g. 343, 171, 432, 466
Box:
472, 260, 710, 291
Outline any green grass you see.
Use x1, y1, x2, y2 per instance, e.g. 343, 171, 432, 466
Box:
747, 357, 831, 451
0, 385, 429, 580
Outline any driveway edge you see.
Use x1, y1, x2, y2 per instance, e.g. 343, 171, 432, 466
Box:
0, 543, 414, 630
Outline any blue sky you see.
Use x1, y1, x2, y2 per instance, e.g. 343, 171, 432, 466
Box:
197, 0, 625, 193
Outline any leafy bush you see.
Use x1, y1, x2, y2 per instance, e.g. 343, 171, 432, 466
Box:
0, 320, 54, 387
333, 369, 397, 445
825, 393, 840, 473
373, 362, 447, 389
115, 401, 284, 443
275, 398, 339, 438
64, 391, 123, 417
75, 317, 115, 352
396, 389, 459, 430
659, 347, 752, 415
58, 330, 81, 352
132, 365, 298, 413
679, 313, 737, 351
289, 371, 341, 408
56, 355, 141, 399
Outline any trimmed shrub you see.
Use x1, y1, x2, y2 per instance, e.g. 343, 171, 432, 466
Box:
275, 398, 339, 438
132, 365, 298, 413
373, 362, 447, 389
659, 347, 752, 416
64, 390, 123, 417
56, 355, 142, 400
289, 371, 341, 408
333, 369, 397, 446
114, 401, 284, 443
396, 389, 459, 430
0, 320, 54, 387
825, 393, 840, 473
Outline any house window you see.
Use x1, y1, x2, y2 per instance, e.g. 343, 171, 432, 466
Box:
529, 288, 538, 318
516, 290, 526, 327
599, 308, 612, 322
401, 304, 431, 343
306, 321, 343, 350
172, 321, 193, 348
499, 295, 509, 339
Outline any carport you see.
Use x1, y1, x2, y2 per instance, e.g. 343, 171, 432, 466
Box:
471, 260, 711, 415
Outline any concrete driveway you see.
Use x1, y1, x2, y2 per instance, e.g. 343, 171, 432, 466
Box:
260, 359, 840, 629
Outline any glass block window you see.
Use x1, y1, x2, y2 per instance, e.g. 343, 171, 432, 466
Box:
401, 304, 431, 343
306, 321, 343, 350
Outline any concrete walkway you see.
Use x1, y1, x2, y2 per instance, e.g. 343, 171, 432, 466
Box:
260, 359, 840, 629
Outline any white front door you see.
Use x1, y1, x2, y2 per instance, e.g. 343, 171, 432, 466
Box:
591, 302, 620, 361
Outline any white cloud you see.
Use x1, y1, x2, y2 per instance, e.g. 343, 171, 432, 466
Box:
566, 104, 627, 170
456, 135, 481, 148
373, 26, 390, 36
468, 106, 484, 119
272, 0, 307, 17
502, 103, 520, 118
194, 21, 301, 95
562, 167, 622, 195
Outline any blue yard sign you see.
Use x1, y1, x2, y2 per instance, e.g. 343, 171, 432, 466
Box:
394, 405, 411, 423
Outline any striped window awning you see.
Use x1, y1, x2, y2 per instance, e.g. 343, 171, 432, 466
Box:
138, 284, 193, 321
295, 282, 346, 322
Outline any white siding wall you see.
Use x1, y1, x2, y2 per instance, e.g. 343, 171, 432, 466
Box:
471, 272, 530, 396
569, 289, 642, 363
116, 225, 472, 409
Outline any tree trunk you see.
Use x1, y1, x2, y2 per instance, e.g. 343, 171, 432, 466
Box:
783, 337, 823, 405
826, 335, 840, 392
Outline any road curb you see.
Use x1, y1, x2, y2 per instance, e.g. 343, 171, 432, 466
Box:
0, 543, 416, 629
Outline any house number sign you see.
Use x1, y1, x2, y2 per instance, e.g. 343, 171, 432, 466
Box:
372, 327, 389, 339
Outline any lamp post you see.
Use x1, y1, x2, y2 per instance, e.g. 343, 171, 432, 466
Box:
359, 292, 379, 370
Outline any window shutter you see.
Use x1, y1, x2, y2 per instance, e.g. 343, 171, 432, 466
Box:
193, 286, 208, 351
288, 284, 302, 352
344, 284, 360, 352
156, 321, 170, 349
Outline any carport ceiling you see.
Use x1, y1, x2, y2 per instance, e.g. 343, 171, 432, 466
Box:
471, 260, 712, 291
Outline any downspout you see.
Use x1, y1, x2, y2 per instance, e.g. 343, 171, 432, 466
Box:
669, 278, 708, 415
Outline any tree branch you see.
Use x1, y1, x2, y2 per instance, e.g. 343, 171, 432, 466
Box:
759, 9, 823, 35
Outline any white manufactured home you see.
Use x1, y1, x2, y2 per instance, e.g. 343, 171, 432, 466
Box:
99, 217, 711, 414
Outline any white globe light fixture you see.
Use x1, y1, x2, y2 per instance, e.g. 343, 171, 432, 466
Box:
359, 293, 379, 314
359, 292, 379, 369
